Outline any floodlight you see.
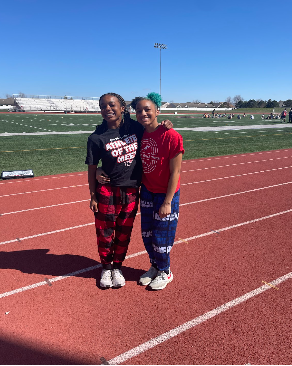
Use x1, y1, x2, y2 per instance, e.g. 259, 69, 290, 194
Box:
154, 43, 167, 98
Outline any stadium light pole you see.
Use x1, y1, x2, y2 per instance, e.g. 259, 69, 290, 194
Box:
154, 43, 167, 98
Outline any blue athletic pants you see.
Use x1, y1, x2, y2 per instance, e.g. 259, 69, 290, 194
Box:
140, 184, 180, 271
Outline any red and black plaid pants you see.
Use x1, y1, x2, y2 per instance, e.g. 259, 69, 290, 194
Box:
94, 184, 139, 266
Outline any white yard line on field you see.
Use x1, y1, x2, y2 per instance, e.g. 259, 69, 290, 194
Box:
174, 123, 292, 132
0, 124, 292, 136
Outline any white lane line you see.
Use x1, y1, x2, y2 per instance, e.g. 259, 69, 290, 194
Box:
2, 181, 292, 241
0, 223, 94, 246
180, 181, 292, 207
175, 208, 292, 241
0, 184, 87, 198
3, 178, 291, 216
108, 270, 292, 365
181, 166, 292, 186
181, 155, 292, 172
0, 264, 102, 299
1, 208, 292, 299
0, 173, 85, 185
0, 199, 88, 216
186, 150, 290, 163
0, 166, 257, 194
0, 151, 290, 186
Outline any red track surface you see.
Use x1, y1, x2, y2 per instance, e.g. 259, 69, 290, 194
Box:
1, 148, 292, 364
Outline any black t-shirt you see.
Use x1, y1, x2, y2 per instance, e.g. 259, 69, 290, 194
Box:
85, 119, 144, 187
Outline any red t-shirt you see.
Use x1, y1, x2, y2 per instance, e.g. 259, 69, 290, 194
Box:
140, 126, 184, 193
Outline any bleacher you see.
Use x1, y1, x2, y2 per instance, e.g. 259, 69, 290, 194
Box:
15, 97, 100, 112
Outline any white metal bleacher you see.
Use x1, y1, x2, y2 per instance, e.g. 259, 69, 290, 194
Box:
15, 97, 100, 112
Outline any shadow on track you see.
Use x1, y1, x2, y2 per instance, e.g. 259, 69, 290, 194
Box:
0, 249, 144, 283
0, 334, 108, 365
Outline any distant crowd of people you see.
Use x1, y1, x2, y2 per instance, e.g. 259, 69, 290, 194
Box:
203, 112, 249, 119
203, 113, 227, 118
203, 108, 292, 123
261, 108, 292, 123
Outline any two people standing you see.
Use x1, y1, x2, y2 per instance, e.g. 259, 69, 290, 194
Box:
85, 92, 183, 290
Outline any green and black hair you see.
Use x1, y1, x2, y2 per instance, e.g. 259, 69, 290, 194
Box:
130, 92, 162, 111
98, 92, 132, 134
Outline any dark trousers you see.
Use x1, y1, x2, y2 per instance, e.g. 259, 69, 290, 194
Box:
95, 184, 139, 267
140, 184, 180, 271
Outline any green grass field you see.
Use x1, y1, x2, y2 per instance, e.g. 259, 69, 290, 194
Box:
1, 112, 292, 178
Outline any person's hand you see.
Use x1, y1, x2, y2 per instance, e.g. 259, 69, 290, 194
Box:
96, 167, 110, 184
161, 119, 173, 130
159, 202, 171, 218
90, 196, 98, 213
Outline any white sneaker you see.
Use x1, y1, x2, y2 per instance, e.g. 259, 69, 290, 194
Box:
112, 269, 125, 288
149, 270, 173, 290
139, 266, 158, 286
100, 269, 113, 288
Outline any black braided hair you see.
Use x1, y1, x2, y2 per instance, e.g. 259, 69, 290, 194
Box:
98, 92, 132, 134
130, 97, 144, 111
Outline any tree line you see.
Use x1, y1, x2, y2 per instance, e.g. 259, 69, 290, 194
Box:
4, 92, 292, 109
226, 95, 292, 109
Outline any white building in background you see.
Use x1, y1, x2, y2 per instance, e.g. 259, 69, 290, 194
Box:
10, 95, 232, 113
12, 95, 101, 112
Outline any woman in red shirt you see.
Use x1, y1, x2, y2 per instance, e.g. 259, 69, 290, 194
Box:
131, 93, 184, 290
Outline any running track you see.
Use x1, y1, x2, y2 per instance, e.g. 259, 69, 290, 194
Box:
0, 148, 292, 364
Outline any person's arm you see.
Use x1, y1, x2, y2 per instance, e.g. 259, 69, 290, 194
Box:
88, 164, 98, 212
159, 152, 183, 218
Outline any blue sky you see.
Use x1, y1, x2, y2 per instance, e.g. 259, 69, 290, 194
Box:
0, 0, 291, 103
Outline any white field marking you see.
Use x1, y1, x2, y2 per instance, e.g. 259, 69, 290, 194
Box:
0, 149, 289, 184
0, 172, 85, 185
108, 270, 292, 365
173, 124, 292, 132
2, 179, 291, 218
0, 208, 292, 299
0, 199, 89, 216
0, 150, 290, 185
185, 150, 289, 163
0, 176, 292, 239
0, 184, 87, 198
181, 166, 292, 186
0, 131, 94, 137
0, 264, 103, 299
5, 158, 284, 194
181, 155, 292, 172
180, 181, 292, 207
0, 223, 94, 246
